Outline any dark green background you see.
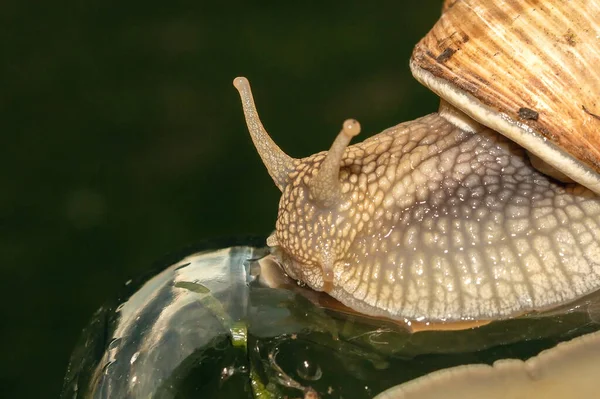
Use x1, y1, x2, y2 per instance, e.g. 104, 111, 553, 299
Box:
1, 2, 442, 397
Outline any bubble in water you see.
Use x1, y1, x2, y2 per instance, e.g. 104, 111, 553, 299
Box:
220, 366, 235, 382
588, 301, 600, 324
296, 358, 322, 381
107, 337, 121, 351
106, 337, 122, 366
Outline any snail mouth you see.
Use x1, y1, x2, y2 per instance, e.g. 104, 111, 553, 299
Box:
269, 246, 323, 289
269, 246, 299, 281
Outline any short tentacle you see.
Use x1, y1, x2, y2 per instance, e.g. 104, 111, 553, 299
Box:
233, 77, 296, 191
309, 119, 361, 207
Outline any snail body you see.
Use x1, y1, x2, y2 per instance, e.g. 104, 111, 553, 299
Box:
234, 0, 600, 324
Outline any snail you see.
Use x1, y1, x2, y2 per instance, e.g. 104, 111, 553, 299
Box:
233, 0, 600, 327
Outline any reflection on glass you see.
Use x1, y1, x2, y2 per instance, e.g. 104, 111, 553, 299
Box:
62, 244, 600, 399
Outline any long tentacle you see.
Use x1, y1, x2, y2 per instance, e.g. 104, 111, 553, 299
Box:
233, 77, 296, 191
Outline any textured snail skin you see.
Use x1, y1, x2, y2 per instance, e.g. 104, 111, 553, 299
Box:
234, 77, 600, 323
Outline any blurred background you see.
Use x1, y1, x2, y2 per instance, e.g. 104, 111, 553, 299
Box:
1, 1, 442, 397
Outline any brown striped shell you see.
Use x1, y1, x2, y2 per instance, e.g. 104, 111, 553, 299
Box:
411, 0, 600, 194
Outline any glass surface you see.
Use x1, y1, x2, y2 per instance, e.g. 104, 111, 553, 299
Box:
62, 244, 600, 398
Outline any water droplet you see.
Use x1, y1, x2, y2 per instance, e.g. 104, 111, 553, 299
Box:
296, 359, 322, 381
101, 360, 114, 374
108, 337, 121, 350
130, 351, 140, 365
106, 337, 121, 364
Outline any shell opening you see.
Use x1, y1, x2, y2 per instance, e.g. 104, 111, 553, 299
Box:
409, 0, 600, 194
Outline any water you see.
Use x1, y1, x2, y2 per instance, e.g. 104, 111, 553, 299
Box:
62, 245, 600, 398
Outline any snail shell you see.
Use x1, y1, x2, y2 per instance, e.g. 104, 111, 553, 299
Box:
412, 0, 600, 192
374, 329, 600, 398
234, 0, 600, 325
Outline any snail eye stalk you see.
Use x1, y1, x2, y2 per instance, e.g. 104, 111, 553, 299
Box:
309, 119, 361, 208
233, 77, 296, 192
